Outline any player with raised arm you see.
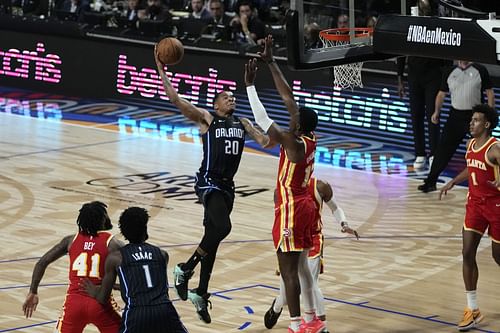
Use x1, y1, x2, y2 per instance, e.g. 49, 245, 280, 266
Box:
264, 177, 359, 332
439, 104, 500, 332
154, 46, 268, 323
245, 35, 324, 333
22, 201, 122, 333
83, 207, 188, 333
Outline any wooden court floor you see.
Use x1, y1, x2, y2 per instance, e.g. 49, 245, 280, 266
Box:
0, 112, 499, 333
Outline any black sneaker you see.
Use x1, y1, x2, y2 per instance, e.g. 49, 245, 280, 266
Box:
264, 298, 282, 329
188, 289, 212, 323
173, 263, 193, 301
417, 182, 436, 193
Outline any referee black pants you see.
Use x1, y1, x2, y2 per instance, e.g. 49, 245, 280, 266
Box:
408, 71, 441, 157
424, 108, 473, 185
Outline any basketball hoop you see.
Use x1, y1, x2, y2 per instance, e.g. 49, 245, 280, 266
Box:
319, 28, 373, 90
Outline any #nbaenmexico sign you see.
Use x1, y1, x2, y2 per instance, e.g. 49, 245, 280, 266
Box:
374, 15, 498, 64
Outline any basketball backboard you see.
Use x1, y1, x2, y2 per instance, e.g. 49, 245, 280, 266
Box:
286, 0, 500, 70
286, 0, 406, 70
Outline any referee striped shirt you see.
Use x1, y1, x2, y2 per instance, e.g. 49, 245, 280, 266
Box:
441, 63, 492, 110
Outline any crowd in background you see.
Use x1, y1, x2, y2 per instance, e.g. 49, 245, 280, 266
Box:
0, 0, 412, 53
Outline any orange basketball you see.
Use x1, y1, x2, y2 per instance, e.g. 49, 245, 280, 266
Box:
157, 37, 184, 65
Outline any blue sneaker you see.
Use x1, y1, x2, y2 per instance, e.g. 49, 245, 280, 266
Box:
173, 263, 193, 301
188, 289, 212, 323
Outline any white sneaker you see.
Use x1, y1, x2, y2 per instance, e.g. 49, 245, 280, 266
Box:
428, 156, 434, 169
413, 156, 426, 169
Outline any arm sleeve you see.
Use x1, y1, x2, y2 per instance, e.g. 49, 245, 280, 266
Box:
246, 85, 274, 132
325, 196, 346, 224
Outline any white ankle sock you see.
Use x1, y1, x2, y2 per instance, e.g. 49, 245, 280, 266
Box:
466, 290, 478, 310
290, 317, 301, 331
304, 311, 315, 323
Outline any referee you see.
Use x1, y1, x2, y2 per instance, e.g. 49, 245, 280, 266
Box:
418, 60, 495, 192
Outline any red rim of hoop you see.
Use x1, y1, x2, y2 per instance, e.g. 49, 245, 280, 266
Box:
319, 27, 373, 42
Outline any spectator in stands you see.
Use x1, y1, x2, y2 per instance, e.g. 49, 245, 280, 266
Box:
138, 0, 169, 20
189, 0, 212, 22
57, 0, 88, 21
125, 0, 141, 21
10, 0, 39, 15
366, 15, 377, 28
230, 0, 266, 46
304, 22, 322, 49
336, 13, 348, 29
206, 0, 233, 40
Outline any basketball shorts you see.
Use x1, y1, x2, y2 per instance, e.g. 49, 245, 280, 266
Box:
273, 195, 316, 252
55, 294, 121, 333
464, 194, 500, 242
121, 302, 188, 333
195, 174, 235, 206
309, 232, 324, 259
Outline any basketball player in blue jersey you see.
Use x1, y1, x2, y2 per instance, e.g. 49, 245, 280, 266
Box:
154, 46, 269, 323
83, 207, 188, 333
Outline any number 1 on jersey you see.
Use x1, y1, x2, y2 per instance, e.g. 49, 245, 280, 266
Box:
142, 265, 153, 288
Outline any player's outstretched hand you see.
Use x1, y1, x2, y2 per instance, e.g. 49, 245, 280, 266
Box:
80, 278, 99, 298
341, 222, 360, 240
439, 181, 455, 200
153, 44, 164, 71
22, 292, 39, 318
244, 58, 258, 86
258, 34, 274, 64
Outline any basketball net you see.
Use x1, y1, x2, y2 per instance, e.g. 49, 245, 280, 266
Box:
319, 28, 372, 90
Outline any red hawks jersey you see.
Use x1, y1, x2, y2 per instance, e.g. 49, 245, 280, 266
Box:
466, 137, 500, 198
308, 177, 323, 233
275, 134, 317, 206
67, 231, 114, 295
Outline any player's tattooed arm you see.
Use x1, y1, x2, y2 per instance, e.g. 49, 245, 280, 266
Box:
241, 117, 276, 148
23, 235, 73, 318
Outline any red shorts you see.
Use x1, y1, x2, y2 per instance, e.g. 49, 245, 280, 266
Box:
464, 195, 500, 242
55, 293, 121, 333
309, 232, 323, 259
273, 195, 316, 251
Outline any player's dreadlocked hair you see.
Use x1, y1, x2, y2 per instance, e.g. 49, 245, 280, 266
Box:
77, 201, 109, 236
119, 207, 149, 244
472, 104, 498, 134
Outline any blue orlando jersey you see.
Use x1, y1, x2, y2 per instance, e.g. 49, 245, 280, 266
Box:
118, 243, 170, 308
198, 113, 246, 181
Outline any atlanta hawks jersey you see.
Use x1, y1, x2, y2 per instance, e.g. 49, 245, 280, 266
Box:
198, 113, 246, 181
466, 137, 500, 198
275, 134, 317, 205
67, 231, 113, 295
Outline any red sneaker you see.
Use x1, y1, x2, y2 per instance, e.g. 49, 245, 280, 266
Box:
292, 317, 326, 333
303, 317, 326, 333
